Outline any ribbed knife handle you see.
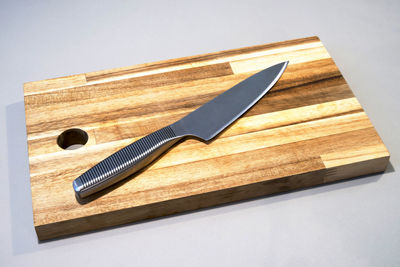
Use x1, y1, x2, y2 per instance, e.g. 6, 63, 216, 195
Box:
73, 126, 182, 198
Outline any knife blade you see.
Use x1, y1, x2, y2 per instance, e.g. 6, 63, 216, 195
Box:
73, 61, 288, 198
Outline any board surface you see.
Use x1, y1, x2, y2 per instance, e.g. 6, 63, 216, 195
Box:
24, 36, 389, 240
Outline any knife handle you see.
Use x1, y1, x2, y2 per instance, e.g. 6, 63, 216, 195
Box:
73, 126, 182, 198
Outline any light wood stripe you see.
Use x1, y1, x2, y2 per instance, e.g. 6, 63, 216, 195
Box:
230, 46, 330, 74
321, 144, 389, 168
24, 74, 87, 95
85, 36, 321, 83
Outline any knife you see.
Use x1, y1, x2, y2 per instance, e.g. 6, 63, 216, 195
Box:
73, 61, 288, 198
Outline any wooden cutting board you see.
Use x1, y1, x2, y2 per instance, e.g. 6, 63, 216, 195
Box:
24, 36, 389, 240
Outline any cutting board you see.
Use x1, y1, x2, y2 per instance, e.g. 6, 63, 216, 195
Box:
24, 36, 389, 240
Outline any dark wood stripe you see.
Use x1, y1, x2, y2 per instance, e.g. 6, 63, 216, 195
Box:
91, 77, 354, 144
271, 58, 341, 92
85, 36, 320, 82
26, 76, 348, 135
25, 63, 233, 107
26, 59, 345, 135
246, 76, 353, 117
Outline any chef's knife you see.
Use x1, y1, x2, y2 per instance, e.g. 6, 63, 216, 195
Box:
73, 61, 288, 198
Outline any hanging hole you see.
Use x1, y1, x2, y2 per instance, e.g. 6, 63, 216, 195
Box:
57, 128, 88, 150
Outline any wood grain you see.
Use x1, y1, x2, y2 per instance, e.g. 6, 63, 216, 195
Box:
23, 36, 389, 240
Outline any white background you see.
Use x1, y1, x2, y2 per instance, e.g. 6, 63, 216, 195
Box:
1, 1, 399, 266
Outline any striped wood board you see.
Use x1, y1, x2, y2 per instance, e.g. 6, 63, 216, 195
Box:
24, 36, 389, 240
